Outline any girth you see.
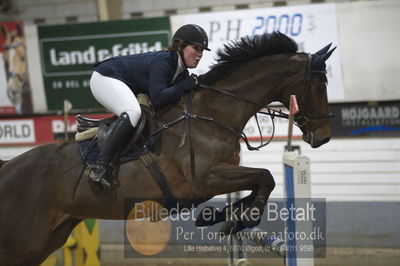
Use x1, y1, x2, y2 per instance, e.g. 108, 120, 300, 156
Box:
139, 152, 193, 210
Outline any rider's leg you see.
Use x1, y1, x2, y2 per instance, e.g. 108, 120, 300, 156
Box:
89, 71, 141, 188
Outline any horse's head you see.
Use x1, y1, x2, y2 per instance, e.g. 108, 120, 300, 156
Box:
199, 33, 335, 148
1, 23, 27, 107
286, 45, 335, 148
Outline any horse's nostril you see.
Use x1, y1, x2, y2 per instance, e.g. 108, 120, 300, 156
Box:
311, 136, 330, 148
321, 137, 330, 145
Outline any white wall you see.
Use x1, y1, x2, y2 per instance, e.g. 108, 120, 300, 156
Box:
241, 138, 400, 202
337, 0, 400, 102
0, 146, 36, 160
25, 25, 47, 113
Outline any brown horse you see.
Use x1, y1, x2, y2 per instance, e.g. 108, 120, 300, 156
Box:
0, 32, 334, 265
0, 22, 32, 114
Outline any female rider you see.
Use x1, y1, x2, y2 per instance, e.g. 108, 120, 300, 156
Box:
89, 24, 210, 188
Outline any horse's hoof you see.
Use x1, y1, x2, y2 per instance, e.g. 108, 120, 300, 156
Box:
219, 219, 236, 235
219, 219, 246, 235
234, 258, 252, 266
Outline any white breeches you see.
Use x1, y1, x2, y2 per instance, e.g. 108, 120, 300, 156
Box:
90, 71, 141, 127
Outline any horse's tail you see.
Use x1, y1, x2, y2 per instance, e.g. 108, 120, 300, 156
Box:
0, 159, 7, 168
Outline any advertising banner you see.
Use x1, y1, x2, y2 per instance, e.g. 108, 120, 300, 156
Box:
0, 113, 108, 145
0, 21, 33, 114
331, 101, 400, 137
243, 101, 400, 140
171, 3, 344, 101
38, 17, 171, 111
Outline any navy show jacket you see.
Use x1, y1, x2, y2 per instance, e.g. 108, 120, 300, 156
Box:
94, 50, 189, 108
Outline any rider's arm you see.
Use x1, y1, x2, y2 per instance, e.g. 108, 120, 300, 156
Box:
148, 60, 197, 108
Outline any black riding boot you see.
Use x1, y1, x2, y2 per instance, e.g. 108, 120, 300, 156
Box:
89, 112, 135, 188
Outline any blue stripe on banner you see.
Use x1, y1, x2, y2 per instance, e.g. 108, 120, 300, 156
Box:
350, 125, 400, 135
284, 164, 297, 266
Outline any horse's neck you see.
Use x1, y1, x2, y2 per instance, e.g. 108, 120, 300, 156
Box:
194, 56, 290, 132
155, 55, 302, 142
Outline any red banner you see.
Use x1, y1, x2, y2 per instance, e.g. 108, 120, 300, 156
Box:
0, 113, 110, 146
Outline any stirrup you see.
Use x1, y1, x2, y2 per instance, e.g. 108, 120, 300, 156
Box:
89, 165, 112, 188
95, 177, 112, 189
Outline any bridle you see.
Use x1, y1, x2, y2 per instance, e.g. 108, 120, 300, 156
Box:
198, 53, 333, 150
151, 53, 333, 151
294, 53, 334, 131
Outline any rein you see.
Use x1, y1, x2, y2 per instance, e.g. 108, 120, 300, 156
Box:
199, 84, 287, 150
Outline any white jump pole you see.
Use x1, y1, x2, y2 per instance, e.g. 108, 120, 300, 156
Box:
227, 191, 246, 266
228, 96, 314, 266
283, 95, 314, 266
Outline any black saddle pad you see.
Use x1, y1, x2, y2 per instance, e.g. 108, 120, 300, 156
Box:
78, 139, 150, 166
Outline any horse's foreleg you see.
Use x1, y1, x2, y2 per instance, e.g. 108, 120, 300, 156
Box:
19, 219, 81, 266
194, 164, 275, 228
40, 219, 82, 263
195, 192, 256, 227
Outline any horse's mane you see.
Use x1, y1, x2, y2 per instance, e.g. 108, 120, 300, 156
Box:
202, 32, 298, 84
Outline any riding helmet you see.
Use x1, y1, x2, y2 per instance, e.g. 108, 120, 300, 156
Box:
172, 24, 210, 51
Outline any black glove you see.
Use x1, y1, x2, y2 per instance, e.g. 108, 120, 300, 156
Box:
197, 74, 206, 84
176, 74, 199, 92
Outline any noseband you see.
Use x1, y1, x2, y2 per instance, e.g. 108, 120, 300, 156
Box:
3, 42, 24, 50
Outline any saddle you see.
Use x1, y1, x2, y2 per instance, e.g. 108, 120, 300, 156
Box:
76, 95, 178, 208
75, 94, 158, 158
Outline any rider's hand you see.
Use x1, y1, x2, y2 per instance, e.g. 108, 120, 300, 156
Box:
197, 74, 206, 84
190, 74, 199, 85
176, 75, 199, 92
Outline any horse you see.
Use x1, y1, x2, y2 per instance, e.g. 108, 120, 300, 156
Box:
0, 22, 32, 114
0, 32, 335, 265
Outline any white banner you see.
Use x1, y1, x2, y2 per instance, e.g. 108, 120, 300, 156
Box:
171, 3, 344, 102
0, 120, 35, 144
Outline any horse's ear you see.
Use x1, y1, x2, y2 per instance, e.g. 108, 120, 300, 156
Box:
321, 46, 337, 62
311, 46, 336, 71
315, 43, 332, 55
16, 23, 23, 36
0, 25, 7, 38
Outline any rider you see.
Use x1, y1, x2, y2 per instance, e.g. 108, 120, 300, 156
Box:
89, 24, 210, 188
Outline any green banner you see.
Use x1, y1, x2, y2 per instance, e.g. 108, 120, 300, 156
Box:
38, 17, 171, 110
